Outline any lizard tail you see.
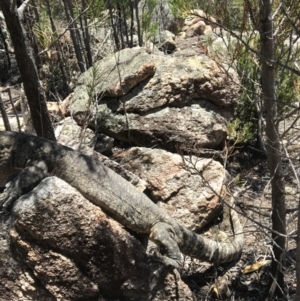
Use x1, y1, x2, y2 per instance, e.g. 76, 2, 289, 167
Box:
177, 194, 244, 263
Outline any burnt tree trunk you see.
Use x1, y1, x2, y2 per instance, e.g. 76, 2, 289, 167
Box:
107, 0, 120, 51
260, 0, 286, 298
0, 24, 11, 70
82, 0, 93, 68
297, 201, 300, 299
45, 0, 71, 96
62, 0, 85, 73
134, 0, 142, 47
0, 0, 55, 140
129, 0, 134, 47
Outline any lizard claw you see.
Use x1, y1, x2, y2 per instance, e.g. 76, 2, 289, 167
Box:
150, 251, 180, 269
0, 195, 15, 211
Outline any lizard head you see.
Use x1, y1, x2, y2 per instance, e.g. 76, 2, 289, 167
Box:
0, 131, 14, 168
0, 131, 17, 187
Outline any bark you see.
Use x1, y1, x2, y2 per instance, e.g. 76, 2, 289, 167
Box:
129, 0, 134, 47
78, 13, 89, 68
45, 0, 71, 96
0, 24, 11, 69
26, 1, 42, 71
122, 6, 130, 48
107, 0, 120, 51
62, 0, 85, 73
116, 3, 125, 49
0, 93, 11, 131
0, 0, 55, 140
82, 0, 93, 68
7, 87, 22, 131
296, 199, 300, 299
134, 0, 142, 46
260, 0, 286, 298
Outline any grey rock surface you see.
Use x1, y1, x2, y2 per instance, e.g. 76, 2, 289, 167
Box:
121, 147, 225, 231
1, 177, 195, 301
71, 47, 240, 152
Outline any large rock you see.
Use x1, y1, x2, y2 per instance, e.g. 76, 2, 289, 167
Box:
121, 147, 225, 231
71, 47, 240, 152
0, 215, 54, 301
72, 47, 156, 106
177, 9, 220, 39
150, 30, 177, 53
55, 117, 114, 154
55, 117, 95, 146
1, 177, 195, 301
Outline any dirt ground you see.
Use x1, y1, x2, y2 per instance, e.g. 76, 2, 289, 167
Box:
181, 131, 299, 300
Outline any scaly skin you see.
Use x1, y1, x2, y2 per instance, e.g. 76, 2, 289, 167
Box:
0, 131, 243, 266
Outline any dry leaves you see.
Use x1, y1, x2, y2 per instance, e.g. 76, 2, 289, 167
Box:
242, 260, 271, 274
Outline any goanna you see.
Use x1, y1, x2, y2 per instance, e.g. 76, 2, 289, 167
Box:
0, 131, 243, 267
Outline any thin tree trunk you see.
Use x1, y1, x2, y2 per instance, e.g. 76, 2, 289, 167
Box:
62, 0, 85, 73
116, 3, 125, 49
24, 1, 42, 71
0, 0, 55, 140
107, 0, 120, 51
0, 93, 11, 131
260, 0, 286, 298
7, 87, 21, 131
82, 0, 92, 68
67, 0, 86, 71
129, 0, 134, 47
122, 6, 130, 48
45, 0, 71, 82
134, 0, 142, 46
0, 25, 11, 69
296, 196, 300, 299
45, 0, 71, 95
78, 13, 89, 68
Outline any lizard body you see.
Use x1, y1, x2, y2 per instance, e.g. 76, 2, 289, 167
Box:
0, 131, 243, 266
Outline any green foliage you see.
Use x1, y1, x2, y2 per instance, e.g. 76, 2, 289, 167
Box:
227, 118, 253, 144
73, 63, 105, 130
277, 68, 300, 115
188, 0, 248, 30
85, 0, 106, 20
35, 0, 65, 20
167, 0, 190, 18
232, 173, 246, 186
275, 43, 300, 115
141, 11, 154, 34
86, 64, 104, 108
221, 0, 247, 30
43, 63, 63, 96
147, 23, 159, 40
235, 37, 300, 135
32, 22, 57, 57
33, 1, 62, 56
198, 1, 300, 145
139, 0, 158, 40
234, 37, 260, 138
31, 0, 300, 127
